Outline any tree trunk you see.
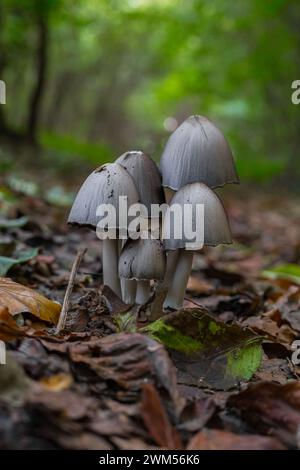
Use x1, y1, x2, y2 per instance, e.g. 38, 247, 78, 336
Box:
26, 12, 48, 144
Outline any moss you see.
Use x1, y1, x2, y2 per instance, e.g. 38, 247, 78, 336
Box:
208, 320, 222, 335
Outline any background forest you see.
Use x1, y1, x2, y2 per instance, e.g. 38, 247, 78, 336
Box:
0, 0, 299, 187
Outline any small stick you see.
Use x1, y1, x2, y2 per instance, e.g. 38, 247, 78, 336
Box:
55, 248, 87, 334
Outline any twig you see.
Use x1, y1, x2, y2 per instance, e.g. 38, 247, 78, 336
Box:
55, 247, 87, 334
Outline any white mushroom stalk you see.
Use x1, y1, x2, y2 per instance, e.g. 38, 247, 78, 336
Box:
67, 163, 139, 297
163, 250, 193, 310
163, 183, 232, 310
102, 238, 121, 297
136, 280, 151, 305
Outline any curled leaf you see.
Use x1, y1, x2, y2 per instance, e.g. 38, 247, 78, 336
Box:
0, 277, 61, 324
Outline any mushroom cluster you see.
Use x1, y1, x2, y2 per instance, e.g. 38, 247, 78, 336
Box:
68, 115, 239, 311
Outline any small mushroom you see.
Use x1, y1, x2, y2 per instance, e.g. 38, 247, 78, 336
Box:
68, 163, 139, 297
116, 150, 165, 303
119, 238, 166, 304
163, 182, 231, 310
160, 115, 239, 191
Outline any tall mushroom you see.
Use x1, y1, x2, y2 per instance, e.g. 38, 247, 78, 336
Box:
163, 182, 232, 310
116, 151, 165, 303
160, 114, 239, 307
119, 238, 166, 304
68, 163, 139, 297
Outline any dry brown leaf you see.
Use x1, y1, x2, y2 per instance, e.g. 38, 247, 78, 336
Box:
141, 383, 182, 449
0, 277, 61, 324
187, 428, 285, 450
186, 276, 214, 295
0, 306, 27, 341
228, 382, 300, 448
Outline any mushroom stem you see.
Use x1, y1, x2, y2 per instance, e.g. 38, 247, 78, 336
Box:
136, 280, 151, 304
102, 238, 121, 297
121, 279, 137, 304
163, 250, 179, 288
163, 250, 193, 310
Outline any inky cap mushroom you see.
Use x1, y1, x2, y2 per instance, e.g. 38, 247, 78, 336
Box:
162, 182, 231, 310
160, 115, 239, 190
119, 238, 166, 304
68, 163, 139, 229
116, 150, 165, 214
164, 182, 232, 251
67, 163, 139, 298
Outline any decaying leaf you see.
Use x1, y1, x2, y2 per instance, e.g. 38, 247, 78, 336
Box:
144, 308, 263, 390
141, 383, 182, 449
187, 428, 285, 450
0, 277, 61, 324
228, 382, 300, 448
0, 306, 27, 341
265, 285, 300, 333
68, 332, 185, 418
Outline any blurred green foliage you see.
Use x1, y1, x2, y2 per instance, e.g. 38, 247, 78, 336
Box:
0, 0, 299, 182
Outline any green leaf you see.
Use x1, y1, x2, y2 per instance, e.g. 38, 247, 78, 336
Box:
143, 308, 263, 390
0, 248, 39, 276
0, 216, 29, 229
262, 264, 300, 284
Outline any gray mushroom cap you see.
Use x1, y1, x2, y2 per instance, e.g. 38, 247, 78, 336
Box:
68, 163, 139, 229
163, 182, 232, 251
119, 238, 166, 281
116, 151, 165, 213
160, 115, 239, 190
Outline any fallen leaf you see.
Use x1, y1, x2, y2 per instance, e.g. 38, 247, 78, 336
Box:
228, 382, 300, 448
141, 383, 182, 449
68, 333, 185, 418
187, 429, 285, 450
186, 276, 214, 295
144, 308, 263, 390
262, 264, 300, 284
0, 277, 61, 324
0, 306, 27, 341
0, 248, 38, 276
178, 397, 216, 432
101, 285, 131, 315
266, 286, 300, 333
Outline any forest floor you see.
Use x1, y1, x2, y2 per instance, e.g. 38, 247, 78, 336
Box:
1, 183, 300, 450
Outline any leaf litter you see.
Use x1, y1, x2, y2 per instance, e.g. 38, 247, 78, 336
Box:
1, 188, 300, 449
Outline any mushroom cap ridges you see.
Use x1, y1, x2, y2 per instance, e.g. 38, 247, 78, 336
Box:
119, 238, 166, 281
67, 163, 139, 229
160, 115, 239, 190
163, 182, 232, 250
116, 151, 165, 211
